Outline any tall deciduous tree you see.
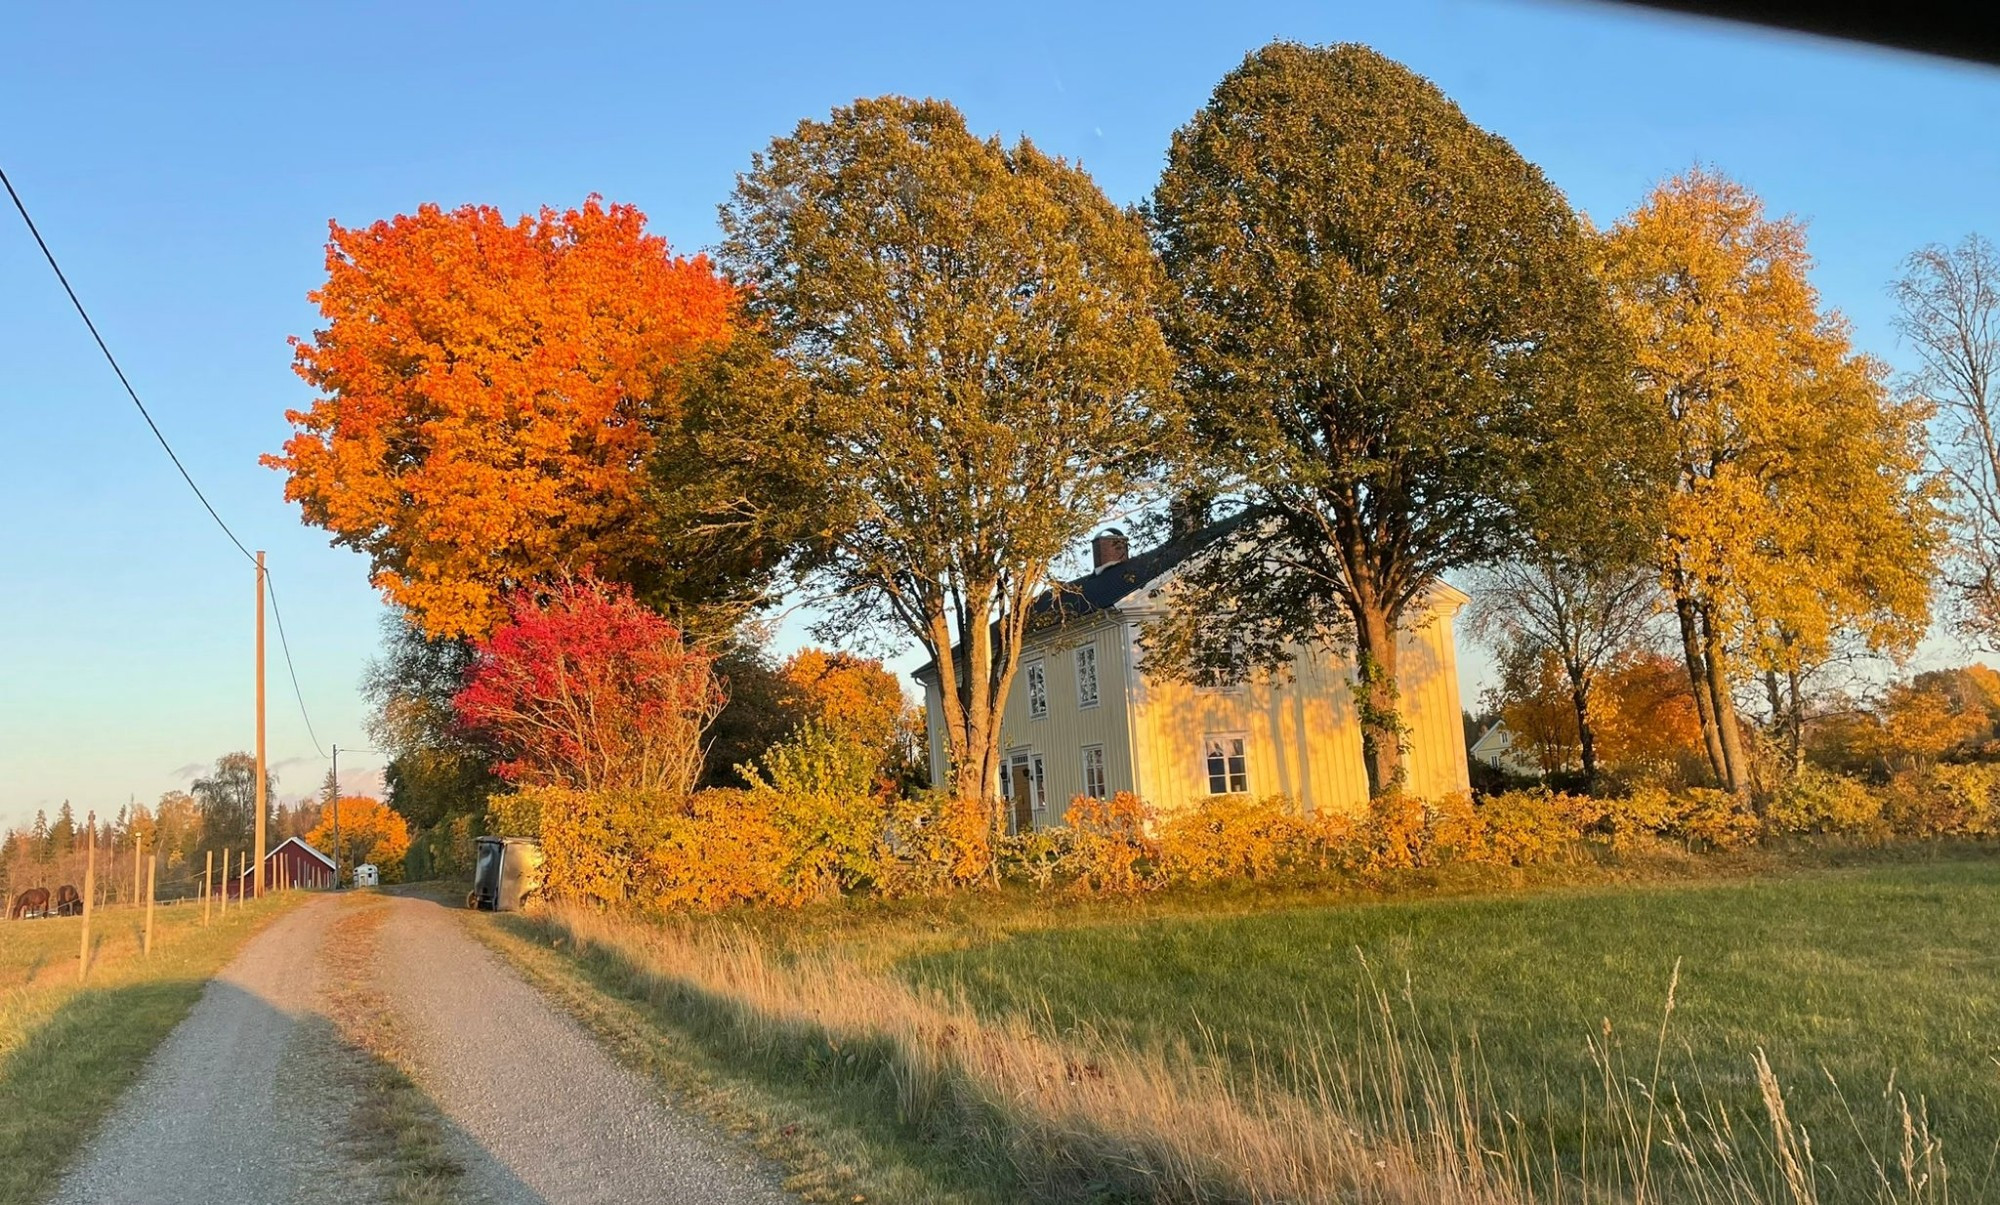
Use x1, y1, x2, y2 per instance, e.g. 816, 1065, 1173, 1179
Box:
306, 797, 411, 884
1150, 42, 1635, 794
687, 96, 1175, 808
1895, 234, 2000, 643
1602, 170, 1944, 792
364, 611, 504, 829
268, 198, 741, 639
192, 752, 273, 853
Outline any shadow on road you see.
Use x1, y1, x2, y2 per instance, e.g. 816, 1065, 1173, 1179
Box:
5, 935, 548, 1205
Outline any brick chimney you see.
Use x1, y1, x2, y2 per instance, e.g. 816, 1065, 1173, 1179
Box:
1091, 528, 1130, 571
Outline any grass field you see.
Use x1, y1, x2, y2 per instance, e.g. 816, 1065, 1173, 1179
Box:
493, 846, 2000, 1204
907, 855, 2000, 1198
0, 892, 302, 1205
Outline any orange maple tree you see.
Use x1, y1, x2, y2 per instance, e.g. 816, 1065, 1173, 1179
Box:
306, 796, 412, 883
267, 198, 738, 638
777, 648, 908, 752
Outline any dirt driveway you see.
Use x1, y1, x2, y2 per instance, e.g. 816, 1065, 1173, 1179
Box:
47, 892, 793, 1205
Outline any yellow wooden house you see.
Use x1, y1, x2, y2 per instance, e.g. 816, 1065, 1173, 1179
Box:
914, 522, 1473, 831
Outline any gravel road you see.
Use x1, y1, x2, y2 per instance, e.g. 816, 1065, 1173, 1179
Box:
47, 897, 379, 1205
373, 893, 794, 1204
46, 892, 794, 1205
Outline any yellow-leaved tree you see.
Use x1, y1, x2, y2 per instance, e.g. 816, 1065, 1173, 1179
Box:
307, 796, 412, 884
1601, 169, 1945, 790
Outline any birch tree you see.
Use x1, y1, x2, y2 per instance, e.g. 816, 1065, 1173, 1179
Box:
1895, 234, 2000, 643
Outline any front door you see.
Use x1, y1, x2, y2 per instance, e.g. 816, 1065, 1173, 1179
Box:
1010, 762, 1034, 833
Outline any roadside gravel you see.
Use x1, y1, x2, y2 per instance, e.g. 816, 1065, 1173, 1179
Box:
46, 896, 381, 1204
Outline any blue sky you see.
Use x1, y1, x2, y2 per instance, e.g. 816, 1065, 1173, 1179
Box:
2, 1, 1996, 830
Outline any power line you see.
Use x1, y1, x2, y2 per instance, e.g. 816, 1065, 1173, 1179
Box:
0, 165, 256, 564
2, 163, 330, 760
266, 574, 328, 760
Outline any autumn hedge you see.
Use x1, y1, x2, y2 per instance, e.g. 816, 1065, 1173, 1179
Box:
493, 763, 2000, 912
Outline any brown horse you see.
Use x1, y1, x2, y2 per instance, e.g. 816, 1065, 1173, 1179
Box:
54, 885, 83, 916
9, 887, 50, 919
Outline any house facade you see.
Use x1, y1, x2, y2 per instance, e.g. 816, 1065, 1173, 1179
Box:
1469, 719, 1542, 777
914, 522, 1473, 830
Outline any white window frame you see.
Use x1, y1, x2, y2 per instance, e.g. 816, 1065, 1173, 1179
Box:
1002, 749, 1048, 814
1074, 644, 1100, 709
1203, 733, 1249, 796
1081, 744, 1107, 800
1026, 659, 1048, 719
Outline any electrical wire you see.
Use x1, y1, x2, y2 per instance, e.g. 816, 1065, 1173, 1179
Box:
265, 573, 329, 759
2, 163, 330, 760
1, 165, 256, 564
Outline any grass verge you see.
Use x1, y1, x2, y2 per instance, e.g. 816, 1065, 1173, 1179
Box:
0, 893, 304, 1205
477, 845, 1999, 1204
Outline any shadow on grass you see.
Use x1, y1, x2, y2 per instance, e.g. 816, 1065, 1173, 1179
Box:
497, 911, 1183, 1205
0, 970, 543, 1205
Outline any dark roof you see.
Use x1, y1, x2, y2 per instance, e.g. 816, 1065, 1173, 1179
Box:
911, 513, 1252, 681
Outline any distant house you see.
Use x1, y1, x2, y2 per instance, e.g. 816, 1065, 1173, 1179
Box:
913, 520, 1473, 832
1468, 719, 1542, 777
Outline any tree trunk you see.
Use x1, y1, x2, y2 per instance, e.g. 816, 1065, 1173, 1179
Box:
1352, 602, 1405, 797
1784, 665, 1804, 778
1567, 666, 1597, 790
1699, 605, 1748, 794
1672, 589, 1728, 785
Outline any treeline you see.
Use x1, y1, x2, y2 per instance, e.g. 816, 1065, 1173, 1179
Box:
253, 41, 2000, 887
0, 754, 308, 903
0, 755, 423, 899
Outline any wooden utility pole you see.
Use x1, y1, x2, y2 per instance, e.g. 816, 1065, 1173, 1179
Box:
331, 744, 343, 888
77, 815, 96, 981
143, 854, 157, 956
255, 550, 268, 898
133, 831, 143, 909
203, 850, 214, 926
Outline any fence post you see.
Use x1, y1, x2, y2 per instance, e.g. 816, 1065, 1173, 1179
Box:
132, 832, 143, 909
203, 850, 213, 926
219, 849, 230, 917
77, 815, 96, 981
143, 855, 157, 956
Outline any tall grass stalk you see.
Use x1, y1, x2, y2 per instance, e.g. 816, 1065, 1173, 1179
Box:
532, 904, 1954, 1204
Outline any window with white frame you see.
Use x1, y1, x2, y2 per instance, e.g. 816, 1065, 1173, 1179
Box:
1026, 660, 1048, 718
1204, 734, 1249, 795
1081, 745, 1107, 799
1074, 644, 1100, 708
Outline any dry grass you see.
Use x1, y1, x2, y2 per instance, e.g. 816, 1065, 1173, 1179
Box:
0, 893, 304, 1205
509, 896, 1963, 1205
320, 900, 463, 1205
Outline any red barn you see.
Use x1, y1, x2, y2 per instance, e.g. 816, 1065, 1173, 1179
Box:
222, 836, 337, 897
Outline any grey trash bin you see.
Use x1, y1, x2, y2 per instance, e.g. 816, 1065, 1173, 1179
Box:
469, 837, 544, 911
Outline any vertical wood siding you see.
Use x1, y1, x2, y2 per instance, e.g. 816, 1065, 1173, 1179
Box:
915, 591, 1470, 819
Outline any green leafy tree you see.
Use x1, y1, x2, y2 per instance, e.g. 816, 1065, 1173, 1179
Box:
679, 95, 1176, 810
1149, 42, 1636, 795
192, 753, 271, 854
365, 610, 504, 828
